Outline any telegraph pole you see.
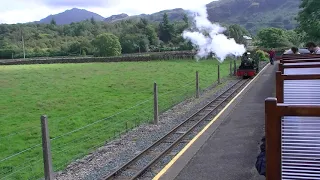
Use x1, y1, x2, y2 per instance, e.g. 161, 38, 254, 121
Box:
20, 28, 26, 59
22, 34, 25, 59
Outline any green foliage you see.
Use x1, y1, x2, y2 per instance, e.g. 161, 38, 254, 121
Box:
159, 13, 174, 43
81, 50, 86, 56
206, 0, 300, 34
92, 33, 121, 57
284, 30, 304, 47
225, 24, 250, 45
0, 3, 307, 60
50, 18, 57, 25
0, 16, 189, 59
256, 27, 293, 48
297, 0, 320, 42
255, 49, 269, 61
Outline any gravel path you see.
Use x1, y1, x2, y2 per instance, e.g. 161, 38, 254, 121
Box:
54, 62, 268, 180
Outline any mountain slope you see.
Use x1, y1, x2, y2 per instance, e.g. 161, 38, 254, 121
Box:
123, 0, 300, 33
38, 8, 105, 25
35, 0, 301, 33
206, 0, 300, 32
104, 13, 129, 23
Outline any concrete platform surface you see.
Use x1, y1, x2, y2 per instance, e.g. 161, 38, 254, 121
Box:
158, 63, 277, 180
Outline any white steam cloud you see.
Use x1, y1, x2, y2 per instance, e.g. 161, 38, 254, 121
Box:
183, 5, 246, 63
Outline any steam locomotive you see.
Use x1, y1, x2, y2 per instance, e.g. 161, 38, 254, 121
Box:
236, 52, 257, 78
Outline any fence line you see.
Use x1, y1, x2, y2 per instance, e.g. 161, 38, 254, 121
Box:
50, 97, 153, 142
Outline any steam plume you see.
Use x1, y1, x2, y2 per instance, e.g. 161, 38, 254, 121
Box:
183, 5, 246, 62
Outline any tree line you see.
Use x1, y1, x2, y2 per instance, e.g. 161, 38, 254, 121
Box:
255, 0, 319, 50
0, 13, 255, 59
0, 0, 319, 59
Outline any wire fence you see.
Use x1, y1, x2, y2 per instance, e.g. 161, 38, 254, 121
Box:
0, 59, 241, 180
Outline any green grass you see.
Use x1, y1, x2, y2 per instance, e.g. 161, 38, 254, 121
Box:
0, 59, 238, 179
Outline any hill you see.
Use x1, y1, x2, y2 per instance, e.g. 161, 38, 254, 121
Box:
38, 8, 105, 25
125, 0, 300, 33
104, 13, 129, 23
206, 0, 300, 32
34, 0, 300, 33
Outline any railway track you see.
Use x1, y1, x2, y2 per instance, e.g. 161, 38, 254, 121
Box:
102, 79, 250, 180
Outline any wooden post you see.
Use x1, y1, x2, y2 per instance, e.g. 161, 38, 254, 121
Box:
153, 82, 158, 124
278, 63, 284, 73
41, 115, 53, 180
229, 61, 232, 76
218, 65, 221, 84
233, 60, 237, 75
196, 71, 199, 98
265, 98, 281, 180
276, 71, 284, 103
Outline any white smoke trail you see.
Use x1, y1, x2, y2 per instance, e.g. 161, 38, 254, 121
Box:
183, 5, 246, 63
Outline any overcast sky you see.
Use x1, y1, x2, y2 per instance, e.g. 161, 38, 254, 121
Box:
0, 0, 216, 24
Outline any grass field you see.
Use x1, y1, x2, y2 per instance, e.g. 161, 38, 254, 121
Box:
0, 59, 239, 179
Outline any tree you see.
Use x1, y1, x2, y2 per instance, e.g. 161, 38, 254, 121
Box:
90, 17, 96, 25
92, 33, 121, 57
226, 24, 250, 45
284, 30, 303, 47
50, 18, 56, 25
183, 14, 189, 29
256, 27, 292, 48
145, 25, 159, 46
159, 13, 174, 43
297, 0, 320, 42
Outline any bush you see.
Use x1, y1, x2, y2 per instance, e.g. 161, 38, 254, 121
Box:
92, 33, 122, 57
255, 50, 269, 61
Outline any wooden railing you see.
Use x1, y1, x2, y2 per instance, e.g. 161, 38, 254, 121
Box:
278, 62, 320, 73
265, 55, 320, 180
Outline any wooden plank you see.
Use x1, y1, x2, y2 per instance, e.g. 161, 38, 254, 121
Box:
278, 104, 320, 116
281, 54, 320, 60
284, 68, 320, 75
279, 62, 320, 73
281, 58, 320, 64
284, 62, 320, 66
265, 98, 281, 180
268, 55, 320, 179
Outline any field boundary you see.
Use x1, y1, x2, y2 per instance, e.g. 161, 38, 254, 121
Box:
0, 51, 197, 65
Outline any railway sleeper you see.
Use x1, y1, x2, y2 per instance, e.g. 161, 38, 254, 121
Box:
190, 116, 203, 121
111, 176, 132, 180
189, 118, 200, 121
196, 113, 209, 118
126, 166, 142, 171
146, 150, 161, 156
220, 95, 229, 99
174, 131, 187, 134
204, 108, 216, 111
208, 104, 220, 108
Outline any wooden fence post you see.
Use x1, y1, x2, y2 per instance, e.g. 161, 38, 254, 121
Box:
229, 61, 232, 76
218, 65, 221, 84
233, 60, 237, 75
265, 97, 281, 180
41, 115, 53, 180
196, 71, 199, 98
153, 82, 158, 124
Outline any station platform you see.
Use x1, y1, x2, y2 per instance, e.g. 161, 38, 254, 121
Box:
155, 62, 277, 180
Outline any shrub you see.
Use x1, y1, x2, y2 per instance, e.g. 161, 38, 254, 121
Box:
255, 49, 269, 61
